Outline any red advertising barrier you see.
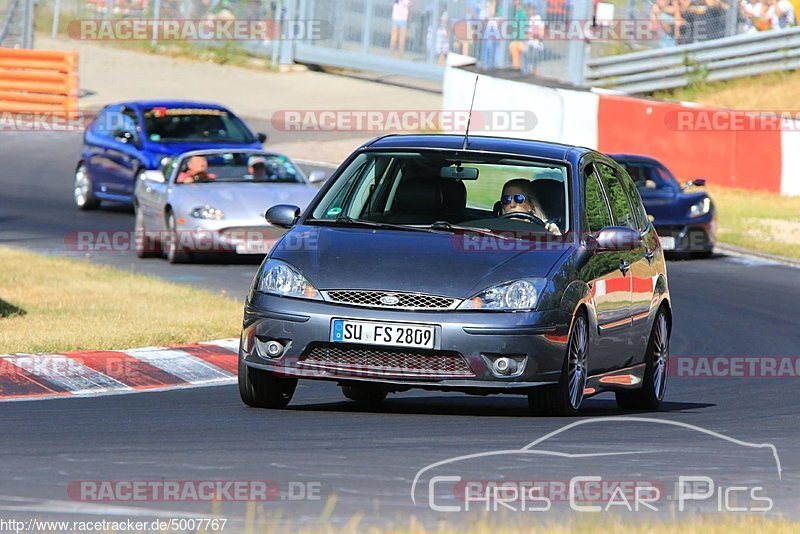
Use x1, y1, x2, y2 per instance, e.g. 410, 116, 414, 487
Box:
597, 95, 782, 193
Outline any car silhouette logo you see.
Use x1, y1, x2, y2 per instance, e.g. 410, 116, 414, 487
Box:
380, 294, 400, 306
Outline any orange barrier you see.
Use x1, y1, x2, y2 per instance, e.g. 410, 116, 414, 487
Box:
0, 49, 79, 113
597, 95, 782, 193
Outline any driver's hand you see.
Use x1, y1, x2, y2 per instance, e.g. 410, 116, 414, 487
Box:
545, 222, 561, 236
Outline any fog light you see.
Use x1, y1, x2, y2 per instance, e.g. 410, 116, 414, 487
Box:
482, 354, 527, 378
264, 340, 284, 358
493, 357, 515, 376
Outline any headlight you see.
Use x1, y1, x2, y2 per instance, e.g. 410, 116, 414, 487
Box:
457, 278, 545, 311
688, 197, 711, 218
190, 205, 225, 220
255, 259, 321, 300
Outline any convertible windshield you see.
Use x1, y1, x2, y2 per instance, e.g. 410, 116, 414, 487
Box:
143, 107, 255, 143
309, 151, 570, 235
173, 152, 305, 184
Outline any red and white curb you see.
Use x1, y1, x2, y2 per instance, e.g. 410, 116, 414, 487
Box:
0, 339, 239, 401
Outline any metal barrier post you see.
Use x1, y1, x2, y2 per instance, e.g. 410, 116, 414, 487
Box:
361, 0, 373, 54
567, 0, 592, 86
151, 0, 161, 46
22, 0, 33, 48
280, 0, 297, 66
52, 0, 61, 39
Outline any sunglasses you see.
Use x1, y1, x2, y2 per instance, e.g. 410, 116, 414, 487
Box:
500, 194, 527, 205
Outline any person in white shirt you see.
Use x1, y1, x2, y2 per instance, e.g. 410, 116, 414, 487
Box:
765, 0, 796, 29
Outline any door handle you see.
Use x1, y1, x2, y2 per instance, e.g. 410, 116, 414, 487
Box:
619, 260, 630, 276
644, 248, 655, 264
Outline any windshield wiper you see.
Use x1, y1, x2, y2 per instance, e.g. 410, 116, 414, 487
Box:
427, 221, 515, 240
307, 215, 434, 233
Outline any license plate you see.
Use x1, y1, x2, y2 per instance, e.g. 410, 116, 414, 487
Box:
661, 236, 676, 250
331, 319, 435, 349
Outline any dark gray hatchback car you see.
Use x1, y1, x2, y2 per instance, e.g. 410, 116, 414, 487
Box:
238, 135, 671, 416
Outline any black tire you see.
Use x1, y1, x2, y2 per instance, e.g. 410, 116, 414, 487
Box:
165, 211, 191, 264
73, 163, 100, 210
528, 311, 588, 417
238, 357, 297, 409
341, 383, 388, 404
616, 308, 670, 410
133, 204, 160, 258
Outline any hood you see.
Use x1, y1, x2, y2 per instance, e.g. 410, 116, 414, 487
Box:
270, 225, 573, 298
146, 140, 262, 156
173, 183, 317, 221
644, 190, 709, 223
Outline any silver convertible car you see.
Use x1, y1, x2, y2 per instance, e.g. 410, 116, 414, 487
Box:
133, 149, 323, 262
239, 135, 672, 416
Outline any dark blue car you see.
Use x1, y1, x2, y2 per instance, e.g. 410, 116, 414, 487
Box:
73, 100, 266, 209
610, 154, 716, 258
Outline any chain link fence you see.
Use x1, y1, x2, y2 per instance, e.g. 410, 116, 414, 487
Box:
28, 0, 800, 83
1, 0, 34, 47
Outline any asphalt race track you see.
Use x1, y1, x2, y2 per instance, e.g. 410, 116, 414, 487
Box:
1, 131, 800, 527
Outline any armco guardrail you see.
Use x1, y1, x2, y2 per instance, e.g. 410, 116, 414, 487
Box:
0, 49, 78, 113
586, 27, 800, 95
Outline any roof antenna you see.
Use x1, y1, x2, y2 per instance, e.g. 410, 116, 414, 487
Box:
462, 75, 479, 150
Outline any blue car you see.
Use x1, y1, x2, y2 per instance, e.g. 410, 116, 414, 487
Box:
610, 154, 716, 258
73, 100, 266, 209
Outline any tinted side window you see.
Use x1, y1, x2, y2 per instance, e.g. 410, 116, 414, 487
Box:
619, 168, 650, 232
596, 163, 636, 230
585, 165, 612, 234
89, 109, 112, 138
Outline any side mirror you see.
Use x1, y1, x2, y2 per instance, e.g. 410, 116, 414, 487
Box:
308, 170, 326, 184
115, 130, 135, 144
587, 227, 642, 253
265, 204, 301, 229
256, 132, 268, 144
683, 178, 706, 190
141, 170, 166, 184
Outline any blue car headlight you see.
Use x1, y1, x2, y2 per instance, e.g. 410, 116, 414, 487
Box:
255, 259, 322, 300
688, 197, 712, 218
457, 278, 545, 311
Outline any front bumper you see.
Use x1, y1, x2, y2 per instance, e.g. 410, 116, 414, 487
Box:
656, 216, 716, 252
240, 293, 572, 393
175, 221, 285, 254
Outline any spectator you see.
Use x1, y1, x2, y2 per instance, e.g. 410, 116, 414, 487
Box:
435, 12, 450, 66
479, 0, 500, 70
651, 0, 682, 47
508, 0, 530, 70
701, 0, 729, 40
390, 0, 411, 58
522, 4, 545, 76
677, 0, 698, 43
546, 0, 568, 22
765, 0, 796, 28
741, 0, 768, 32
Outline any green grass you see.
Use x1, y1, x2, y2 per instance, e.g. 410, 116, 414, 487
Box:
707, 185, 800, 260
0, 246, 242, 354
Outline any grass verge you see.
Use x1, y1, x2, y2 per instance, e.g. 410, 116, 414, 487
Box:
0, 246, 242, 354
708, 185, 800, 260
652, 69, 800, 110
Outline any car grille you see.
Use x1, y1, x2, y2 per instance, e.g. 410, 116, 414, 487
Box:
322, 290, 459, 311
299, 344, 474, 378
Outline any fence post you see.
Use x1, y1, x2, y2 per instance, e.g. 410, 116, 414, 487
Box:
361, 0, 372, 54
280, 0, 297, 66
22, 0, 33, 48
726, 1, 738, 37
52, 0, 61, 39
567, 0, 593, 86
151, 0, 161, 46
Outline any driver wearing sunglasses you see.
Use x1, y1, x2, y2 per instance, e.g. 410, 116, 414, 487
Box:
500, 179, 561, 235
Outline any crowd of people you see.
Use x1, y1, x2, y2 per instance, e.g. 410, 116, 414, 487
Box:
651, 0, 796, 48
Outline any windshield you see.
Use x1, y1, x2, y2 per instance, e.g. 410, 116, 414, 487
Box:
309, 151, 570, 236
173, 152, 305, 184
143, 107, 255, 143
618, 161, 679, 193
